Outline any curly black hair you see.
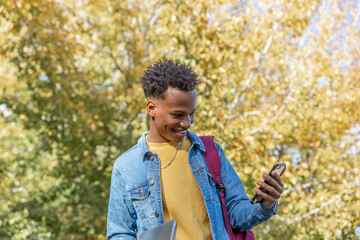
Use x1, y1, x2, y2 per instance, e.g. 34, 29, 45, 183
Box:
141, 59, 200, 99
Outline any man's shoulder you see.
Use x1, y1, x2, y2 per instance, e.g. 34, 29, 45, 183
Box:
114, 144, 141, 167
112, 141, 150, 185
188, 131, 222, 152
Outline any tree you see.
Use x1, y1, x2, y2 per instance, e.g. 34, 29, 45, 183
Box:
1, 0, 359, 239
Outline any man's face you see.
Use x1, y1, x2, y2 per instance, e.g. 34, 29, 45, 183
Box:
147, 88, 197, 143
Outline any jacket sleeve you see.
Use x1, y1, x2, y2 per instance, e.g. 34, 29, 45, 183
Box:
215, 143, 278, 232
107, 163, 137, 240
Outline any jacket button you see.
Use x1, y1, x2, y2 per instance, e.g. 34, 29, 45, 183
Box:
149, 180, 155, 186
154, 212, 159, 218
149, 155, 154, 161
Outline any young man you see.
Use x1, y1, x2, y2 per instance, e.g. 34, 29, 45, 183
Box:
107, 59, 284, 239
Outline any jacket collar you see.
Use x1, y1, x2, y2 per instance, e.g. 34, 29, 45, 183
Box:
187, 131, 206, 152
138, 131, 206, 161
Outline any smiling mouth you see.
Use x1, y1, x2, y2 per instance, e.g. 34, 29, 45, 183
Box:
173, 129, 187, 134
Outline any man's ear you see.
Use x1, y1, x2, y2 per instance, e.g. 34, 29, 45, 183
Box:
146, 99, 156, 119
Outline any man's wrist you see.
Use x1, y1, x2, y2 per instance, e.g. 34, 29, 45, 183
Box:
256, 201, 278, 215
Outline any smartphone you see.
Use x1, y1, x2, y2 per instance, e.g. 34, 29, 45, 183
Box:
250, 163, 286, 204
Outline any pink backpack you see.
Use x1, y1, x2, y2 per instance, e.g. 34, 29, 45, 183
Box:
200, 136, 255, 240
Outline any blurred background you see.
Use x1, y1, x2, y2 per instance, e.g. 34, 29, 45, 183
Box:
0, 0, 359, 239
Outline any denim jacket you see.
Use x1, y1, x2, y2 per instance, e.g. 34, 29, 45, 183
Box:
107, 131, 277, 240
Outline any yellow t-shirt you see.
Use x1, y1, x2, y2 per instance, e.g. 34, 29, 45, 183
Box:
147, 135, 212, 240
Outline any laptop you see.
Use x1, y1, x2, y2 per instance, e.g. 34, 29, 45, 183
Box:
139, 220, 177, 240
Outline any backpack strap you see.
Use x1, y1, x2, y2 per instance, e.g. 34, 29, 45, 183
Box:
200, 136, 255, 240
199, 136, 236, 239
199, 136, 222, 187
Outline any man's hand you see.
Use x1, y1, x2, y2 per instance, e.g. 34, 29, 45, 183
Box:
255, 171, 284, 207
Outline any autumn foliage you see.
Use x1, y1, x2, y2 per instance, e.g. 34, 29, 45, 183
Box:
0, 0, 359, 239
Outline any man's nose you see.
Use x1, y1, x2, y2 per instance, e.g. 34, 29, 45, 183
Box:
180, 115, 192, 129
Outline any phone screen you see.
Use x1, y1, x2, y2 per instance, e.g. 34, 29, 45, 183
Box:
250, 163, 286, 204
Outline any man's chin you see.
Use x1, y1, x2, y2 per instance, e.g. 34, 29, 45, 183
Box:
169, 134, 186, 143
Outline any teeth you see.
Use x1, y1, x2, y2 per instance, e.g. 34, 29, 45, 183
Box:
177, 130, 186, 133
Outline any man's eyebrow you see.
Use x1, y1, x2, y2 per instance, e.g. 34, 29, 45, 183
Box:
172, 107, 197, 114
